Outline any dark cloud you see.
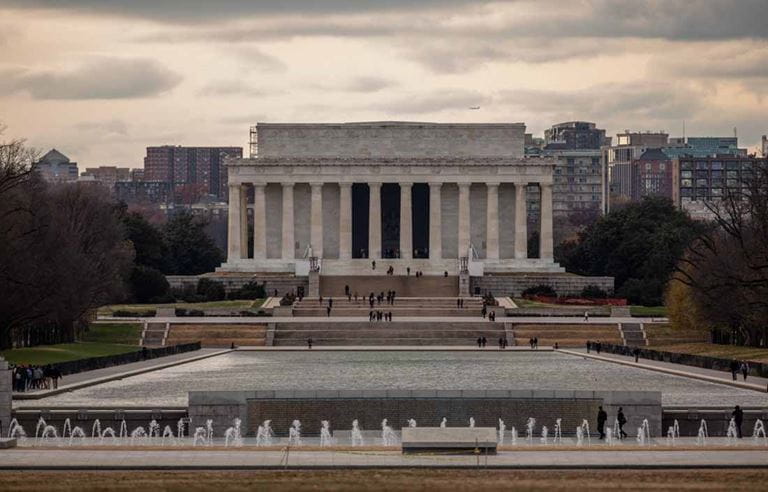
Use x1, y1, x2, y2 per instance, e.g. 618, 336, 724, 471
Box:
0, 58, 181, 99
655, 46, 768, 79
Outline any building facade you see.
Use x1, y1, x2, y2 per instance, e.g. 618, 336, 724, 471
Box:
115, 180, 171, 204
672, 155, 767, 220
630, 149, 673, 201
604, 131, 669, 201
544, 121, 608, 150
219, 122, 562, 275
143, 146, 243, 202
80, 166, 131, 193
32, 149, 79, 183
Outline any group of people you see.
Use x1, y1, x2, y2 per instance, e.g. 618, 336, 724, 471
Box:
528, 337, 539, 349
11, 364, 62, 392
586, 340, 602, 354
596, 406, 628, 439
369, 310, 393, 322
480, 305, 497, 321
729, 360, 751, 381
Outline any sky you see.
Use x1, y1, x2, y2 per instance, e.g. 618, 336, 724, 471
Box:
0, 0, 766, 167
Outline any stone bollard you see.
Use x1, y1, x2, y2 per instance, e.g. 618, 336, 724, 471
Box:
0, 356, 11, 437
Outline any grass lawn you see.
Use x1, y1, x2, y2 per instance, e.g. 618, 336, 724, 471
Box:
98, 299, 265, 316
0, 470, 765, 492
630, 305, 668, 317
1, 342, 139, 366
649, 342, 768, 363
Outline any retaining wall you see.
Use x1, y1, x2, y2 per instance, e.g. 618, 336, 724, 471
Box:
472, 274, 614, 297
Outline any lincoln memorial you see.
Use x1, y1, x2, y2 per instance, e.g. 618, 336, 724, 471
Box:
218, 122, 564, 277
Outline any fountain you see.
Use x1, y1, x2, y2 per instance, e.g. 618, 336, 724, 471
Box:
753, 419, 766, 445
498, 419, 506, 445
205, 419, 213, 446
407, 419, 417, 428
553, 419, 562, 444
440, 417, 447, 428
606, 426, 614, 446
577, 420, 591, 446
224, 418, 243, 447
525, 418, 536, 443
62, 418, 72, 439
40, 425, 59, 444
288, 420, 302, 446
257, 420, 274, 446
68, 426, 86, 447
35, 417, 48, 441
540, 425, 549, 444
8, 419, 27, 442
192, 426, 208, 446
320, 420, 332, 447
101, 427, 118, 444
351, 420, 364, 446
91, 419, 102, 439
119, 420, 128, 441
726, 418, 739, 444
130, 426, 147, 445
637, 419, 651, 446
177, 418, 186, 440
381, 419, 397, 446
469, 417, 475, 428
696, 419, 708, 446
148, 419, 161, 442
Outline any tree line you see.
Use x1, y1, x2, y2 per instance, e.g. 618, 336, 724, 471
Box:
0, 132, 223, 350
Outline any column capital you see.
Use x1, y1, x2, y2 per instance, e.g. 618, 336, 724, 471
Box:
310, 182, 323, 188
281, 182, 295, 188
399, 181, 413, 188
253, 183, 266, 192
514, 181, 528, 188
368, 182, 382, 189
339, 182, 353, 189
486, 182, 500, 188
458, 182, 472, 189
428, 182, 443, 189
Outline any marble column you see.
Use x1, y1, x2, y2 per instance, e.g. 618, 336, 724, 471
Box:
428, 182, 442, 260
310, 182, 323, 258
339, 182, 353, 260
281, 182, 294, 260
368, 182, 381, 259
514, 182, 528, 260
227, 183, 242, 261
240, 184, 249, 258
539, 182, 554, 260
253, 183, 266, 260
458, 182, 471, 258
486, 182, 500, 260
399, 182, 413, 260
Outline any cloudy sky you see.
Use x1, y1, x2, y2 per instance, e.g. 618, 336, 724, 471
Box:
0, 0, 766, 167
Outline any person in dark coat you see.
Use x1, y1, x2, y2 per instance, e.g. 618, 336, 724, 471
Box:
477, 337, 482, 348
730, 359, 739, 381
617, 407, 628, 439
597, 406, 608, 439
307, 337, 313, 349
733, 405, 744, 438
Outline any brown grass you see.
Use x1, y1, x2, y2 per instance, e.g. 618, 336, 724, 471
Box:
1, 470, 767, 491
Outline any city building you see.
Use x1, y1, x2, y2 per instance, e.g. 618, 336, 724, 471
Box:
672, 155, 767, 220
130, 168, 145, 181
115, 180, 171, 204
80, 166, 131, 193
604, 131, 669, 202
143, 146, 243, 202
32, 149, 79, 183
220, 121, 562, 276
630, 149, 673, 201
544, 121, 609, 150
662, 136, 746, 160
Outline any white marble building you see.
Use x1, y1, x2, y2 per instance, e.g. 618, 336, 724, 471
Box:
218, 122, 563, 275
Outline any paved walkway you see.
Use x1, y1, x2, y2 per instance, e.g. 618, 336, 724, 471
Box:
102, 316, 656, 324
238, 346, 551, 352
13, 349, 229, 400
1, 448, 766, 469
561, 348, 768, 395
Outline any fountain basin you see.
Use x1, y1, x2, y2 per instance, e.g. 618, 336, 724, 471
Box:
0, 438, 17, 449
402, 427, 497, 454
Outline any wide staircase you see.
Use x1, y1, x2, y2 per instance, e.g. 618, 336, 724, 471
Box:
140, 322, 168, 347
165, 323, 268, 347
320, 275, 459, 297
512, 323, 622, 348
273, 321, 506, 346
619, 323, 647, 346
644, 323, 709, 346
292, 297, 485, 317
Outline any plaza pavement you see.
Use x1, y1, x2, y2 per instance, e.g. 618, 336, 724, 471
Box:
561, 348, 768, 395
0, 447, 766, 469
103, 315, 660, 324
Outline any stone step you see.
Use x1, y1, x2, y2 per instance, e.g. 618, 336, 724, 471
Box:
319, 275, 459, 297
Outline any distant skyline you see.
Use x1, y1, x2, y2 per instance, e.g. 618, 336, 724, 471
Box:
0, 0, 766, 167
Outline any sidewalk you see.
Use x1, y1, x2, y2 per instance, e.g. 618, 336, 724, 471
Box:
13, 348, 230, 400
561, 348, 768, 394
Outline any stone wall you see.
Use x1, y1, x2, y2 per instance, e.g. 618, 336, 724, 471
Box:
472, 274, 614, 297
664, 408, 768, 438
167, 275, 308, 297
255, 122, 526, 159
189, 390, 662, 438
0, 358, 11, 436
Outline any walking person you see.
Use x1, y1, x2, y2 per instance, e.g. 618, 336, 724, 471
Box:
307, 337, 313, 350
741, 361, 750, 381
633, 347, 640, 363
584, 311, 589, 322
617, 407, 628, 439
596, 340, 601, 354
733, 405, 744, 438
477, 337, 482, 348
326, 305, 331, 317
586, 340, 591, 353
730, 359, 739, 381
597, 406, 607, 440
482, 336, 487, 348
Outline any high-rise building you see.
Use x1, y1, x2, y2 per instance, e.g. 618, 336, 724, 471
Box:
604, 131, 669, 202
115, 181, 171, 204
32, 149, 79, 183
672, 155, 767, 220
143, 146, 243, 202
544, 121, 609, 150
630, 149, 673, 201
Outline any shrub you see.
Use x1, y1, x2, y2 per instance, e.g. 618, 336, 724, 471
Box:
580, 285, 608, 299
175, 308, 205, 317
521, 285, 557, 297
279, 292, 297, 306
113, 310, 155, 318
129, 266, 170, 303
228, 281, 266, 300
196, 278, 225, 302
